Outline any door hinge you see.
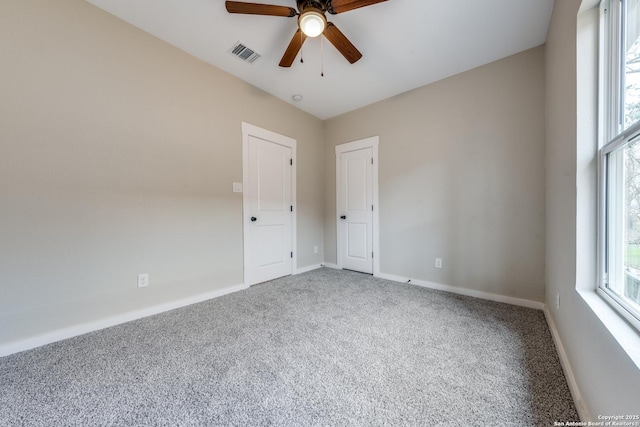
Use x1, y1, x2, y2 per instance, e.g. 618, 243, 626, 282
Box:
372, 252, 374, 258
371, 158, 374, 165
372, 205, 374, 211
290, 251, 293, 258
290, 205, 293, 212
290, 159, 293, 166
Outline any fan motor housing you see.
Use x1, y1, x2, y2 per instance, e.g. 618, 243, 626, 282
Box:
296, 0, 329, 13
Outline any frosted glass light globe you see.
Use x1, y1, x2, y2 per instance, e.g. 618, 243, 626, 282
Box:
299, 11, 326, 38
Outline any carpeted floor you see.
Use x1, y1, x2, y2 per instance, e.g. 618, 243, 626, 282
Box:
0, 268, 578, 426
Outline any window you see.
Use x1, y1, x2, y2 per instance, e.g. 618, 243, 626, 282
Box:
599, 0, 640, 330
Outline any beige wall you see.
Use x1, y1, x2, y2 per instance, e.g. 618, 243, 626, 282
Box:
545, 0, 640, 416
0, 0, 325, 345
325, 47, 546, 302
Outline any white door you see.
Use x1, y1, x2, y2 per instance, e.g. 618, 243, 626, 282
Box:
338, 147, 373, 274
243, 123, 295, 286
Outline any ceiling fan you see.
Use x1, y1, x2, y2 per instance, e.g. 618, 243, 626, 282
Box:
225, 0, 388, 67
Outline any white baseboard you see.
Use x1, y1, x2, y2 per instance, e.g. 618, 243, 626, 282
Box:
295, 264, 322, 274
543, 307, 591, 422
0, 283, 248, 358
321, 263, 340, 270
376, 272, 545, 310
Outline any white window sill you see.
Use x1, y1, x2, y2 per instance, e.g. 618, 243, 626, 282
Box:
578, 289, 640, 370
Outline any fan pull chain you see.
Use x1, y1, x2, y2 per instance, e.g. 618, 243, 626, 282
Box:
300, 30, 304, 63
320, 36, 324, 77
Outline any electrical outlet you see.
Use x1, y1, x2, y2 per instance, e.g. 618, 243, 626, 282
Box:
138, 273, 149, 288
314, 246, 318, 254
556, 291, 560, 310
435, 258, 443, 269
232, 182, 243, 193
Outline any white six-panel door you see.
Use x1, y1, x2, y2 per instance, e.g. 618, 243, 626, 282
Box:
242, 123, 296, 286
336, 137, 379, 275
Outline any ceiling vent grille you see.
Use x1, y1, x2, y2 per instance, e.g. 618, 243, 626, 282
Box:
229, 42, 261, 63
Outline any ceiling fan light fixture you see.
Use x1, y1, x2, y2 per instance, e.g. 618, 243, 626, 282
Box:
299, 9, 326, 38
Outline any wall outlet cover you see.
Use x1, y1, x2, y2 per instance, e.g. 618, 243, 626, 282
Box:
138, 273, 149, 288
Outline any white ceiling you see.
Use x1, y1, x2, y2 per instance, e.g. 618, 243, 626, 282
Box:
85, 0, 555, 120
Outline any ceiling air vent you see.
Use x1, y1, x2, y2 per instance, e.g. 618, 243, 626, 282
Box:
229, 42, 261, 63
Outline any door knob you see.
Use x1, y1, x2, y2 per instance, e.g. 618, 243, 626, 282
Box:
251, 216, 257, 222
340, 215, 346, 220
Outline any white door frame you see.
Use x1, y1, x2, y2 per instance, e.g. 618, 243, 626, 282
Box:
335, 136, 380, 276
242, 122, 297, 285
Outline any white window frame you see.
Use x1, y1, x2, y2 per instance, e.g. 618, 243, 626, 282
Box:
598, 0, 640, 331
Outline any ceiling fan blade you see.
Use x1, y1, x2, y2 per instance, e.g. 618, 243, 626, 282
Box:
323, 22, 362, 64
225, 1, 297, 17
279, 29, 307, 67
329, 0, 387, 14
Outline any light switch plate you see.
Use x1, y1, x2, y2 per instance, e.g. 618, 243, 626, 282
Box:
232, 182, 243, 193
